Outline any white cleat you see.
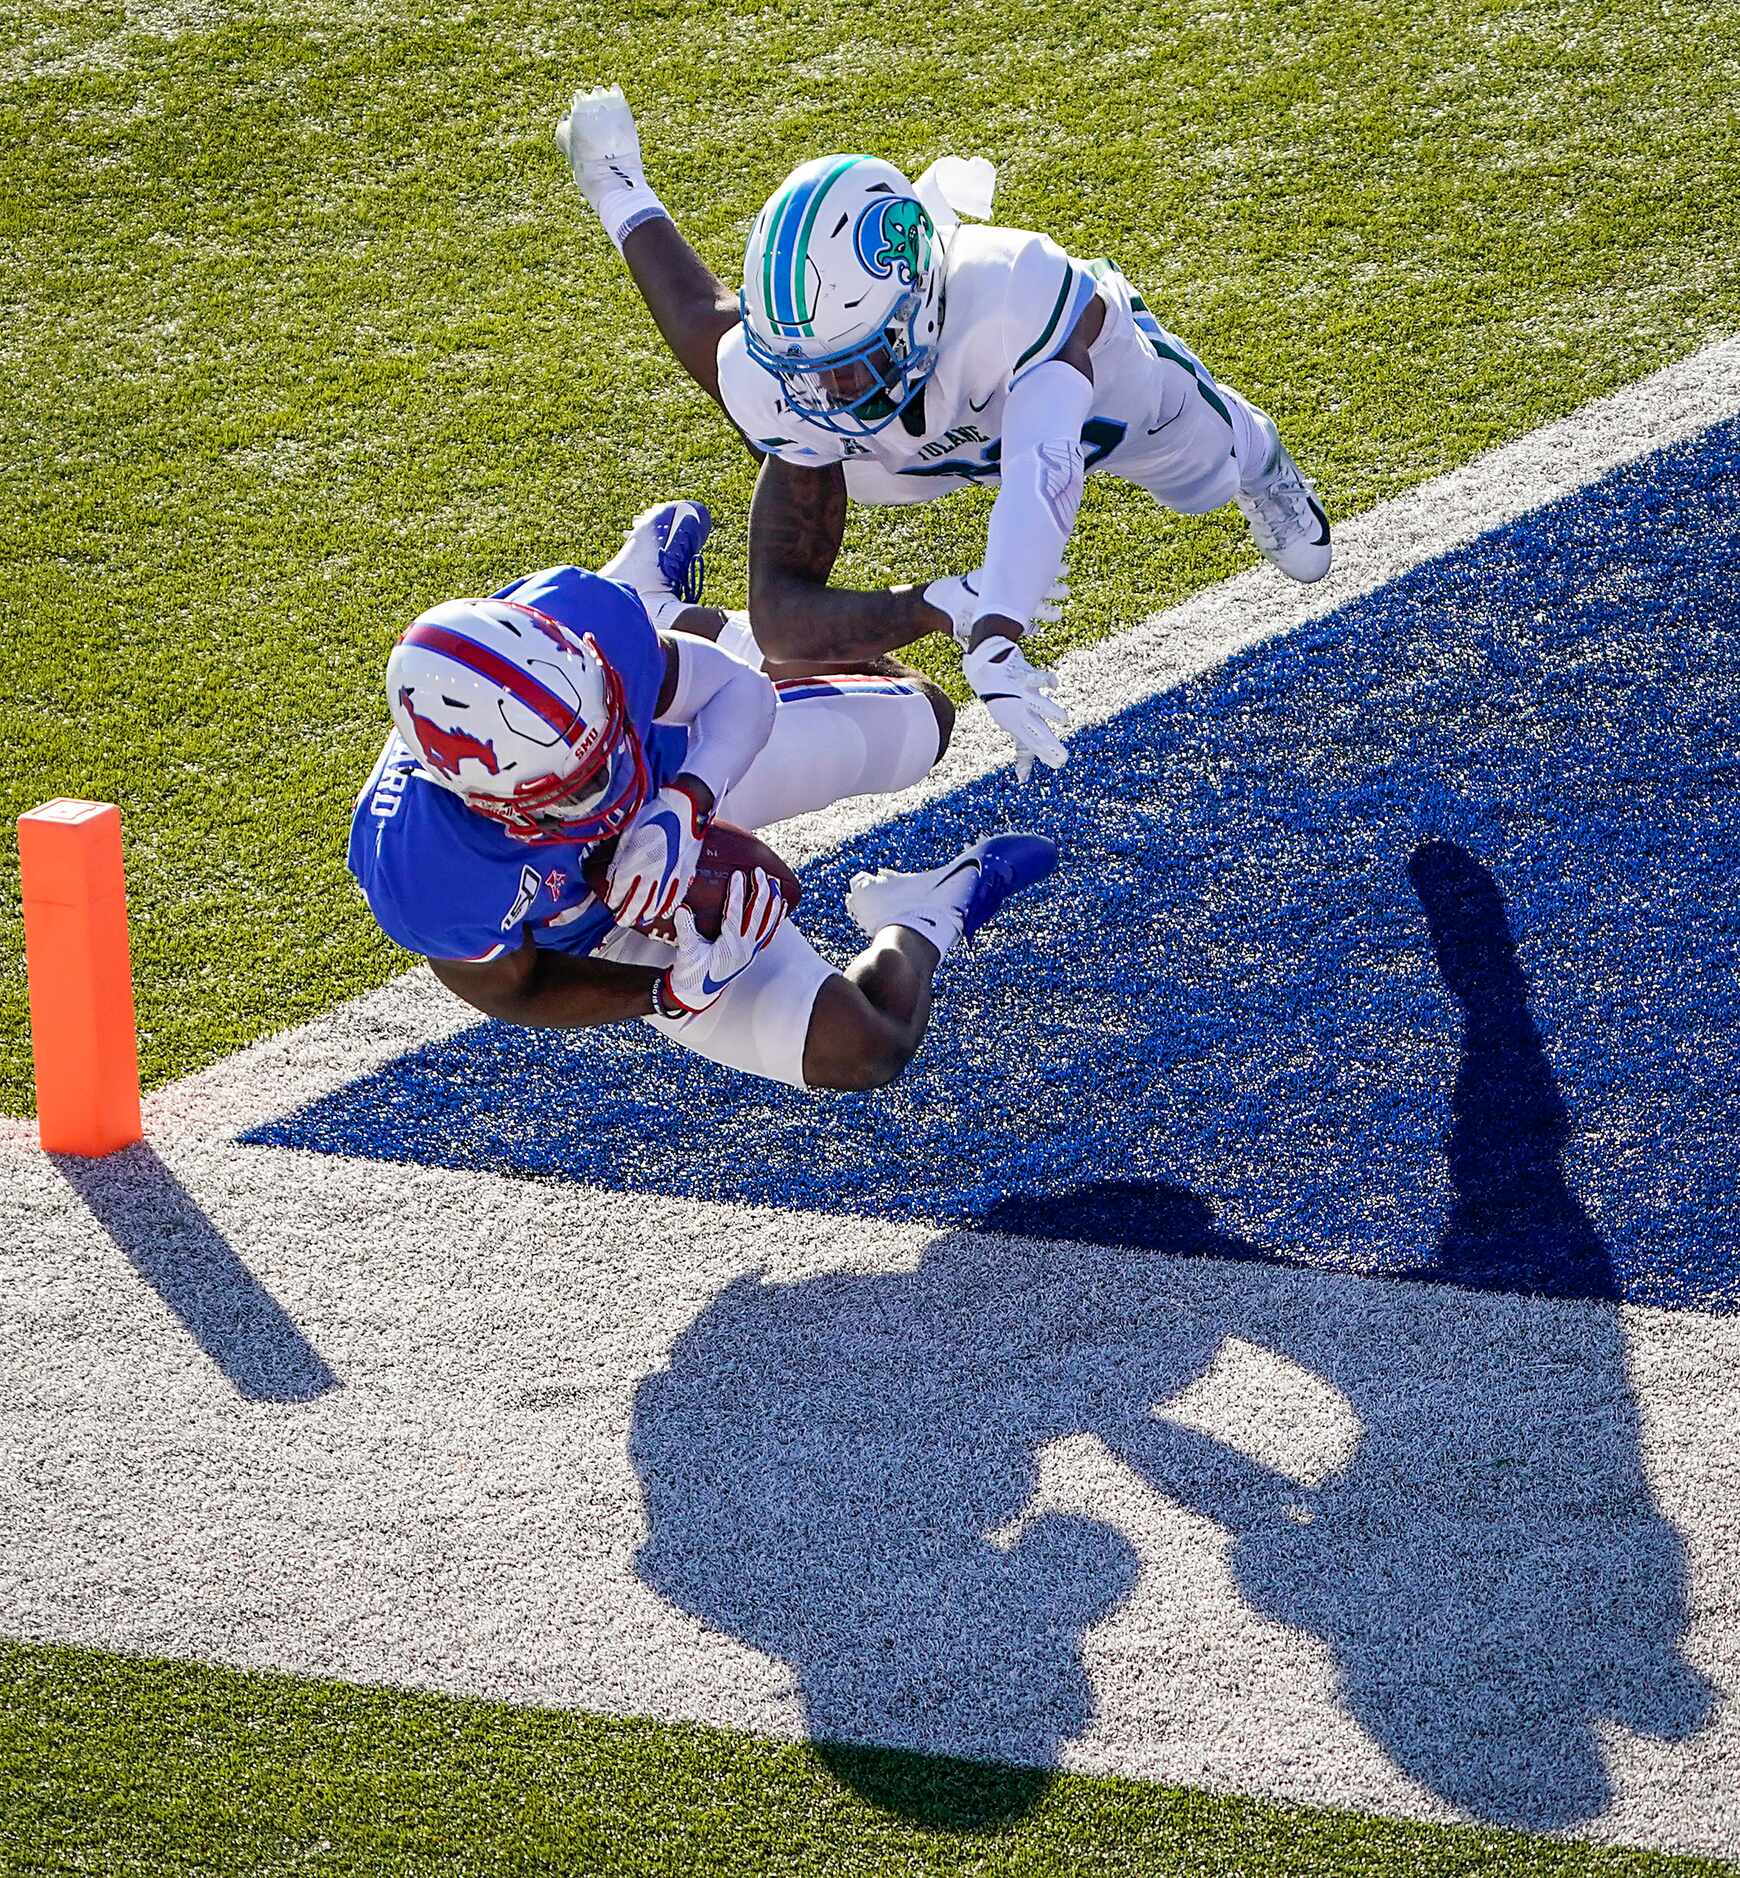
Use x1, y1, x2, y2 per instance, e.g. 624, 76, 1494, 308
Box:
555, 83, 646, 208
1236, 417, 1333, 583
846, 835, 1059, 942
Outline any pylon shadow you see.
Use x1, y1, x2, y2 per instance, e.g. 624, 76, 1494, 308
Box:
54, 1142, 340, 1403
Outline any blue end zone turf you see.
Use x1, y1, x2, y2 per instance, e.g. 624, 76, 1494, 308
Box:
252, 419, 1740, 1313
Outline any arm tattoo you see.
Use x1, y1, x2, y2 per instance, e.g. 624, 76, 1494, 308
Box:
748, 456, 947, 662
751, 455, 846, 585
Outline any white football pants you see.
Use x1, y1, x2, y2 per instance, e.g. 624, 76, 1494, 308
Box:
598, 661, 944, 1087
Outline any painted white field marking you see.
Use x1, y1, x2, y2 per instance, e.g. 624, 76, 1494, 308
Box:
146, 330, 1740, 1145
3, 338, 1739, 1859
2, 1139, 1737, 1856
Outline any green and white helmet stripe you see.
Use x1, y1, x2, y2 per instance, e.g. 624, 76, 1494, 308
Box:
757, 154, 865, 338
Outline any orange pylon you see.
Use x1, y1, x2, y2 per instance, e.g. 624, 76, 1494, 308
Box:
18, 799, 143, 1156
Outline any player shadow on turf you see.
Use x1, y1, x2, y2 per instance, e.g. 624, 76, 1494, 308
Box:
629, 840, 1712, 1831
995, 840, 1717, 1827
631, 1235, 1157, 1825
53, 1143, 340, 1403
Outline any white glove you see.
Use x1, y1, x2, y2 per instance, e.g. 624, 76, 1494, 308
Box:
599, 500, 711, 628
961, 634, 1070, 781
555, 83, 643, 189
923, 570, 1069, 645
554, 85, 665, 249
605, 780, 710, 929
657, 869, 789, 1019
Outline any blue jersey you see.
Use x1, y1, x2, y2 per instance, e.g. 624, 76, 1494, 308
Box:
349, 567, 689, 963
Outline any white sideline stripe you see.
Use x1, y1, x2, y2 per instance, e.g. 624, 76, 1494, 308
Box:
4, 340, 1739, 1860
2, 1142, 1737, 1857
145, 332, 1740, 1144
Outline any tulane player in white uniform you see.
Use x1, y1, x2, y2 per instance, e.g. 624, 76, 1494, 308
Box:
554, 87, 1333, 778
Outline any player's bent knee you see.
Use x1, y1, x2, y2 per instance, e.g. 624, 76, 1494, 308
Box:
812, 1047, 911, 1093
917, 674, 955, 759
878, 661, 954, 765
801, 975, 918, 1091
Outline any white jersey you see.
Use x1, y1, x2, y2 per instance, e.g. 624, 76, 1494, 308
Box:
717, 224, 1234, 508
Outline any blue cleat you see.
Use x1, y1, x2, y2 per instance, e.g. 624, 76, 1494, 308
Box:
957, 832, 1059, 938
601, 500, 712, 610
846, 832, 1059, 942
652, 500, 711, 603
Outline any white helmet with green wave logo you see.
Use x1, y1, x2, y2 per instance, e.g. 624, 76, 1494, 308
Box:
740, 154, 943, 437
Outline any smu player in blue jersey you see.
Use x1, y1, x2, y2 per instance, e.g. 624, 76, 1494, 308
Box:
351, 503, 1058, 1090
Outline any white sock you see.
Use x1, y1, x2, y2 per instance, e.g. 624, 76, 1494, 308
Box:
1219, 386, 1279, 493
885, 862, 980, 962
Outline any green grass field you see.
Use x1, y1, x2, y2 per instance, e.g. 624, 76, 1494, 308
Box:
2, 0, 1737, 1112
4, 1, 1740, 1868
4, 1641, 1733, 1876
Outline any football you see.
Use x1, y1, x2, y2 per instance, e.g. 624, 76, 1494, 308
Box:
587, 818, 802, 943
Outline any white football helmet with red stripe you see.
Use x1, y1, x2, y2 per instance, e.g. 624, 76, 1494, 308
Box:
387, 597, 648, 843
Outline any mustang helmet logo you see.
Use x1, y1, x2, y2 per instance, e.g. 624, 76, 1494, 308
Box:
852, 197, 931, 286
398, 688, 500, 779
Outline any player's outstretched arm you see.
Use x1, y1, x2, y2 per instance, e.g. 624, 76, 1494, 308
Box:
972, 295, 1103, 648
748, 456, 952, 663
556, 86, 739, 415
430, 935, 661, 1028
619, 219, 740, 413
956, 295, 1106, 777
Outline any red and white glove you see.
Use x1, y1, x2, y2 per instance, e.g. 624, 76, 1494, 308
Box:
654, 869, 789, 1019
605, 779, 709, 929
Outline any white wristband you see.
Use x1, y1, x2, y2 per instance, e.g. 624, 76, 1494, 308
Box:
601, 189, 669, 253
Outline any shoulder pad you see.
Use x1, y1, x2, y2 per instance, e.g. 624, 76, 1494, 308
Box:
1000, 229, 1097, 387
935, 225, 1086, 386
